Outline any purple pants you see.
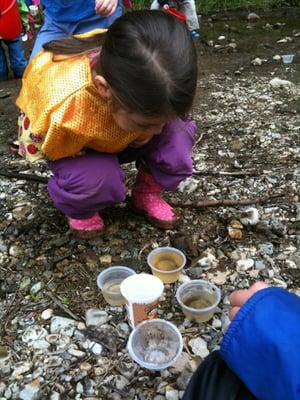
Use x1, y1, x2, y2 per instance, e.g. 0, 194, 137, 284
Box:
48, 118, 196, 219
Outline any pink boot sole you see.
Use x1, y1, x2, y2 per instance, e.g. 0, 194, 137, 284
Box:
68, 213, 105, 239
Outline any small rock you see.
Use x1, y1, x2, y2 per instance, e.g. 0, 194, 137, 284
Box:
9, 244, 24, 257
273, 54, 281, 61
41, 309, 53, 320
207, 270, 227, 285
240, 208, 260, 226
178, 177, 199, 194
50, 392, 60, 400
99, 255, 112, 265
169, 352, 190, 374
212, 318, 222, 329
76, 382, 84, 394
255, 260, 267, 270
165, 386, 179, 400
89, 342, 103, 356
236, 258, 254, 271
86, 309, 108, 327
19, 379, 42, 400
248, 12, 260, 20
80, 362, 92, 372
258, 243, 274, 255
22, 326, 47, 344
189, 337, 209, 358
50, 316, 76, 337
251, 57, 263, 66
218, 35, 226, 41
68, 348, 85, 358
20, 277, 31, 290
12, 362, 32, 378
30, 282, 43, 295
270, 77, 293, 90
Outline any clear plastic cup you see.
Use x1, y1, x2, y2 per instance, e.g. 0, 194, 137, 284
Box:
147, 247, 186, 283
127, 319, 183, 370
281, 54, 294, 64
176, 280, 221, 322
97, 266, 136, 306
120, 273, 164, 327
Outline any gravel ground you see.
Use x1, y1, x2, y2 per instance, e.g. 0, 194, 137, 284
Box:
0, 8, 299, 400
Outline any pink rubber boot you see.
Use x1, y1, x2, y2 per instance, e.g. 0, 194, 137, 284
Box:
68, 213, 105, 238
131, 169, 180, 229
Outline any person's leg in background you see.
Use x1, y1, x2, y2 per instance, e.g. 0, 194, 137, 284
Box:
30, 16, 70, 58
179, 0, 200, 38
30, 0, 123, 59
0, 41, 9, 81
6, 37, 28, 78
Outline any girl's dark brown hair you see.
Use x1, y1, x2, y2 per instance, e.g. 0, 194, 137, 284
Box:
44, 10, 197, 118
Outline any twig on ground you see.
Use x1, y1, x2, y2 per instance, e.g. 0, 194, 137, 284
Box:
170, 193, 285, 209
193, 170, 260, 177
45, 290, 81, 321
0, 169, 48, 183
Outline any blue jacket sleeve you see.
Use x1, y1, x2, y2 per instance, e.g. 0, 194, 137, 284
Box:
220, 287, 300, 400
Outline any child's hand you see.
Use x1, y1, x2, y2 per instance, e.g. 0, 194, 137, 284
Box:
229, 282, 269, 320
163, 4, 170, 9
95, 0, 118, 16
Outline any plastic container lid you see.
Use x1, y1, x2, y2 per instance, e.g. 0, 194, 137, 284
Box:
120, 273, 164, 304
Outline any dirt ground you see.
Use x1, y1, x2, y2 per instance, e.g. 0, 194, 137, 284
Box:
0, 8, 299, 400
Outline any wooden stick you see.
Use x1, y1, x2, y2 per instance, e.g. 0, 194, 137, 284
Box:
170, 193, 285, 209
45, 290, 81, 321
0, 169, 48, 183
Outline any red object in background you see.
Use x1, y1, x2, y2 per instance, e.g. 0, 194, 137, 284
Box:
165, 7, 186, 22
0, 0, 23, 40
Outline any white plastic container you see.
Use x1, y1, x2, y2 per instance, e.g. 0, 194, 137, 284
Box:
127, 319, 183, 370
120, 273, 164, 327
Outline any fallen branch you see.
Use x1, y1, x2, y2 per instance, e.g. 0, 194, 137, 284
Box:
0, 169, 48, 183
193, 170, 260, 177
45, 290, 81, 321
170, 193, 285, 209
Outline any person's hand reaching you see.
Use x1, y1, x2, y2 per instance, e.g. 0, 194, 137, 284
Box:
95, 0, 118, 16
229, 282, 269, 320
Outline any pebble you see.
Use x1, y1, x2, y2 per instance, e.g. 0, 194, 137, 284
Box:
189, 337, 209, 358
169, 352, 190, 374
247, 12, 260, 20
41, 309, 53, 320
30, 282, 43, 295
50, 316, 76, 337
89, 342, 103, 356
11, 362, 32, 378
254, 259, 267, 270
258, 243, 274, 255
19, 379, 42, 400
165, 387, 179, 400
85, 309, 108, 327
236, 258, 254, 271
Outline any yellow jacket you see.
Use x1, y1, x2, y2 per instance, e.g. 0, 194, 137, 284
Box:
16, 32, 150, 161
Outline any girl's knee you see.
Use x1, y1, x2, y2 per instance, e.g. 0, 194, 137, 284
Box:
49, 153, 126, 204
